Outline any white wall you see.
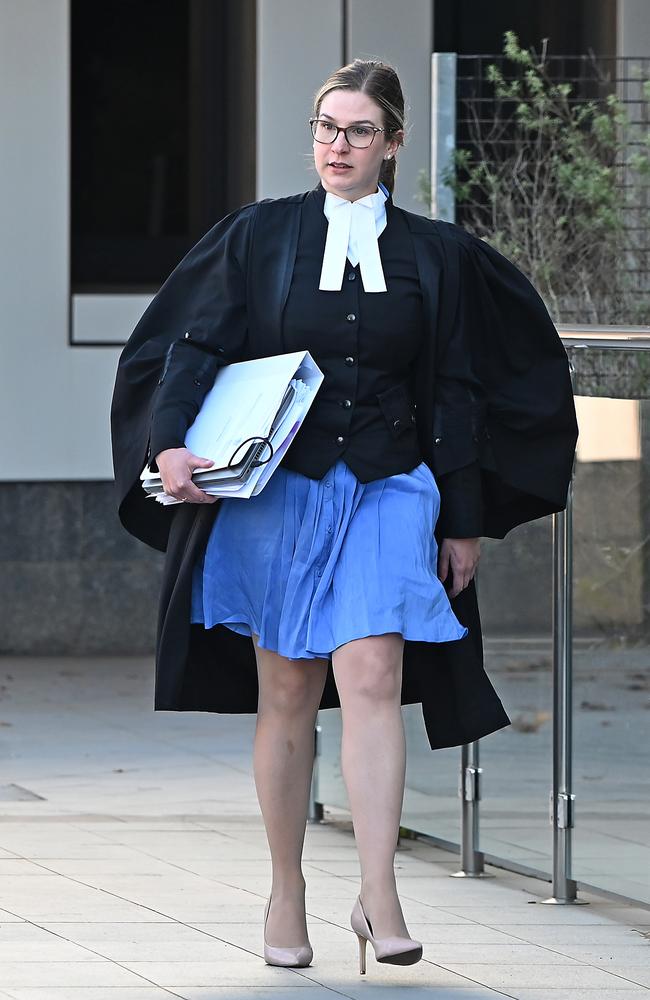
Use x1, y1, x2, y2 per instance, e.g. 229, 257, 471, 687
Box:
0, 0, 434, 482
0, 0, 121, 481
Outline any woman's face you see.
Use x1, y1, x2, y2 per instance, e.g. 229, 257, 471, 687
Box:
313, 89, 402, 201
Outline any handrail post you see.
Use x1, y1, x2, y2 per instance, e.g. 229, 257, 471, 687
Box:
452, 566, 494, 880
308, 723, 324, 823
451, 740, 494, 879
542, 362, 586, 905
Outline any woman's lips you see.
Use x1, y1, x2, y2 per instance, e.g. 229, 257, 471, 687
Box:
329, 163, 352, 170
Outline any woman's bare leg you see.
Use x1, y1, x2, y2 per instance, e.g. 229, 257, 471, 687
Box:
252, 633, 329, 947
331, 632, 411, 939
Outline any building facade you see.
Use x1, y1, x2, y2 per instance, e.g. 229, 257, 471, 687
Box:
1, 0, 648, 652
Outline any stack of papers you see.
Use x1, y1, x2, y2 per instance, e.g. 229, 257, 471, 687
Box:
140, 350, 323, 502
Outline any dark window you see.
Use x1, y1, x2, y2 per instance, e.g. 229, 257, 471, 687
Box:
71, 0, 255, 291
434, 0, 615, 58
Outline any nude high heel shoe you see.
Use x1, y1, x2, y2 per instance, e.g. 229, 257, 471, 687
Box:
263, 893, 313, 967
351, 894, 423, 975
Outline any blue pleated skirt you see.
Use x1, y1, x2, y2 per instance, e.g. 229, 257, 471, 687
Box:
190, 458, 469, 661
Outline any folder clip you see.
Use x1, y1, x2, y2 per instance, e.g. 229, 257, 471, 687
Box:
228, 435, 275, 469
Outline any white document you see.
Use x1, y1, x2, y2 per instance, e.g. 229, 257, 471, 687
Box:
141, 351, 323, 502
207, 378, 315, 499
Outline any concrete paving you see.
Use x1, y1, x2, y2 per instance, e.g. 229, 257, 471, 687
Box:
0, 655, 648, 999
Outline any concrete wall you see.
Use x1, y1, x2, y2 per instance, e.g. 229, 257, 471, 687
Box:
0, 483, 162, 655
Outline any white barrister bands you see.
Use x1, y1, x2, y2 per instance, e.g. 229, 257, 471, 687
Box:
319, 183, 388, 293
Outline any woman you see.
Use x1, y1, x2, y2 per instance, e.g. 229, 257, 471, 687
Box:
111, 59, 578, 977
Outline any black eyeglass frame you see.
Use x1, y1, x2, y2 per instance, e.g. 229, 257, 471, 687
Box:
309, 118, 397, 148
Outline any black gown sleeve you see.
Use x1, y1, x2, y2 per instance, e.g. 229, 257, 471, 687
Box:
430, 222, 578, 540
110, 201, 258, 550
428, 226, 487, 539
435, 461, 483, 538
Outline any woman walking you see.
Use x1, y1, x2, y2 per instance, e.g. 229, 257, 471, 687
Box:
111, 59, 578, 977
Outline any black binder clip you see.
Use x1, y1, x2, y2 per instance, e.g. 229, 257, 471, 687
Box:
228, 435, 275, 469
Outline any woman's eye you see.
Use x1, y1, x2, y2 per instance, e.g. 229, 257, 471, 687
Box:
354, 127, 372, 137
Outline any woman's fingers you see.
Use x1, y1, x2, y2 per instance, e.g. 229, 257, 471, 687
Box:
450, 560, 476, 597
448, 572, 462, 598
157, 448, 217, 503
440, 538, 481, 597
187, 452, 215, 472
182, 453, 217, 503
177, 478, 218, 504
437, 541, 451, 582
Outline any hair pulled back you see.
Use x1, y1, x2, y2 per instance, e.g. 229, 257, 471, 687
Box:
313, 58, 406, 194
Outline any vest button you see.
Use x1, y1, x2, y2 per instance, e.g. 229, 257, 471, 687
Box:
336, 435, 345, 445
344, 356, 355, 366
341, 399, 352, 408
393, 418, 401, 430
348, 271, 357, 281
346, 313, 356, 322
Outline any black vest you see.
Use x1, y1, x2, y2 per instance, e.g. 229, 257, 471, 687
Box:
278, 183, 425, 482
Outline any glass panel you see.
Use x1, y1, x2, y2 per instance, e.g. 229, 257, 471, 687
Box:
316, 704, 461, 846
402, 707, 459, 844
572, 395, 650, 904
472, 519, 555, 873
314, 708, 345, 812
314, 374, 650, 908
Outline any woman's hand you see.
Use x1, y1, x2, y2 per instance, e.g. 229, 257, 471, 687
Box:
438, 537, 481, 598
154, 447, 218, 504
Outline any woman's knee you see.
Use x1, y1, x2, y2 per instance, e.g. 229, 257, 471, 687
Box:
253, 635, 328, 713
332, 633, 403, 704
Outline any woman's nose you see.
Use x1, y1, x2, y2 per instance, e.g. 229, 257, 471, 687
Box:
331, 129, 351, 153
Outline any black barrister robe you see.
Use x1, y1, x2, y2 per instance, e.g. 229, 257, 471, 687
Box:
110, 181, 578, 751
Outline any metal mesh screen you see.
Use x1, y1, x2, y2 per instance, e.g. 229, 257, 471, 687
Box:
454, 53, 650, 321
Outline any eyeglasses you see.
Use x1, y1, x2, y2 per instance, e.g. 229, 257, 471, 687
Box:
309, 118, 395, 149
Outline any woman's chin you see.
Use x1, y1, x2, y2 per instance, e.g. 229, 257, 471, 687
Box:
319, 170, 359, 197
322, 169, 351, 183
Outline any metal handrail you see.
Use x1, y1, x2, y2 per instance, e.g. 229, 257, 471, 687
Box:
558, 325, 650, 350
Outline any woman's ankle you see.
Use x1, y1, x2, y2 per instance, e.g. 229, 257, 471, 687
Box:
360, 873, 398, 898
271, 871, 306, 896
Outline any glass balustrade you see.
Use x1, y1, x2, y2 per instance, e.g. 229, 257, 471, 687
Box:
313, 333, 650, 908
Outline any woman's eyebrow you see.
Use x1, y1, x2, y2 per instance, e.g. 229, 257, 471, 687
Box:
320, 113, 376, 125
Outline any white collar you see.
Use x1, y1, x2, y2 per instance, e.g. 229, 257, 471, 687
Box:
319, 183, 388, 293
